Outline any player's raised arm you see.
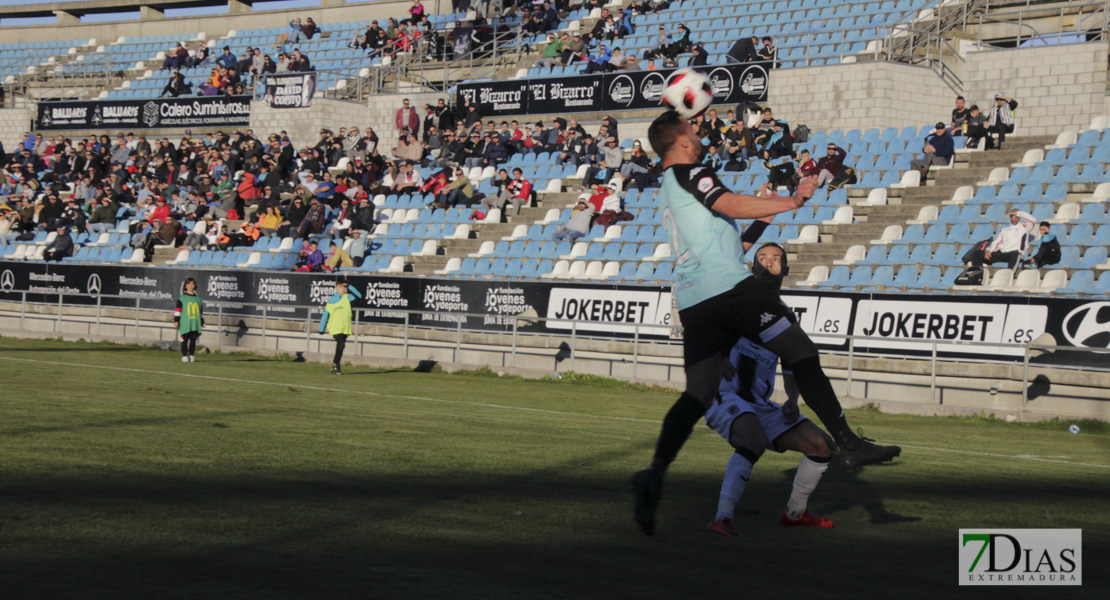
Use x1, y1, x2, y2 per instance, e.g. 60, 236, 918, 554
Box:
710, 176, 816, 219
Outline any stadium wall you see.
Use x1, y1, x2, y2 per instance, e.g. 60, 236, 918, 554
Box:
250, 97, 369, 148
962, 43, 1108, 137
0, 107, 35, 152
766, 62, 952, 133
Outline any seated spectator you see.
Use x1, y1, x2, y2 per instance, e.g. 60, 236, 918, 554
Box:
43, 225, 73, 262
392, 161, 424, 194
463, 133, 489, 168
161, 43, 190, 70
189, 41, 211, 67
630, 0, 670, 14
435, 167, 474, 208
483, 134, 508, 168
813, 143, 847, 188
534, 33, 565, 68
351, 196, 378, 233
759, 120, 792, 161
0, 208, 22, 243
160, 71, 191, 97
752, 108, 777, 147
620, 140, 651, 178
968, 209, 1032, 269
560, 32, 588, 64
87, 197, 117, 234
580, 136, 622, 190
143, 216, 183, 261
322, 240, 354, 272
688, 43, 708, 66
295, 240, 325, 272
593, 175, 626, 228
582, 45, 614, 74
257, 205, 282, 237
987, 92, 1018, 150
950, 96, 969, 135
964, 104, 988, 149
347, 229, 367, 267
482, 167, 532, 217
280, 18, 318, 45
718, 119, 755, 166
198, 68, 226, 96
661, 23, 690, 59
726, 35, 759, 63
910, 122, 954, 184
584, 8, 613, 42
757, 36, 777, 66
553, 198, 593, 242
295, 199, 326, 239
1026, 221, 1061, 268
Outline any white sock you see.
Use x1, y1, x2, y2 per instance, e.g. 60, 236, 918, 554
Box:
714, 452, 753, 521
785, 455, 829, 519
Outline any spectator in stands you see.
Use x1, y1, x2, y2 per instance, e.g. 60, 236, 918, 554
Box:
910, 122, 954, 184
189, 42, 210, 68
43, 225, 73, 262
0, 208, 21, 243
581, 44, 613, 74
463, 133, 489, 167
663, 23, 691, 59
540, 1, 559, 32
813, 143, 847, 188
593, 176, 626, 228
322, 241, 354, 272
562, 132, 597, 167
436, 167, 474, 208
758, 36, 778, 66
986, 92, 1018, 150
950, 96, 969, 135
1026, 221, 1061, 268
257, 205, 283, 237
409, 0, 425, 19
584, 8, 613, 42
199, 68, 226, 96
719, 118, 755, 166
561, 32, 588, 64
582, 136, 622, 189
350, 196, 377, 233
281, 17, 317, 44
726, 35, 760, 63
631, 0, 670, 13
534, 33, 565, 68
483, 167, 531, 217
217, 47, 237, 70
553, 198, 592, 242
160, 70, 191, 97
752, 107, 777, 147
759, 120, 792, 161
969, 209, 1032, 268
620, 140, 651, 178
144, 216, 183, 261
393, 161, 425, 195
688, 43, 708, 67
483, 134, 509, 168
648, 25, 670, 60
295, 240, 324, 272
162, 43, 189, 70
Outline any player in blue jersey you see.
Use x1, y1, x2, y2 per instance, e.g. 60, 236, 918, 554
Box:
705, 243, 836, 536
632, 111, 899, 535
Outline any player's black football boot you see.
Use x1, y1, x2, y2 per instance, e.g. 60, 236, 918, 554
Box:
837, 431, 901, 470
632, 469, 662, 536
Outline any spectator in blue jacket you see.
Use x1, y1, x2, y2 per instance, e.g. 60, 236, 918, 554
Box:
43, 225, 73, 262
483, 135, 508, 167
216, 47, 237, 70
910, 122, 955, 184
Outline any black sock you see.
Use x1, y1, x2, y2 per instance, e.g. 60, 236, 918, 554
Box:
788, 356, 860, 449
650, 392, 706, 475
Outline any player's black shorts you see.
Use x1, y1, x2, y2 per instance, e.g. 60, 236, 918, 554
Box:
678, 277, 798, 367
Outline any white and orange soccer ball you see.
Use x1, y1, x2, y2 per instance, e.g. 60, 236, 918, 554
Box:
662, 68, 713, 118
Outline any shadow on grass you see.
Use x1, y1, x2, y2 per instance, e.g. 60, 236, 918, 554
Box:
0, 409, 282, 437
2, 461, 1106, 600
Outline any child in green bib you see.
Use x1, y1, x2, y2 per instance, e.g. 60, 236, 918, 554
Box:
175, 277, 205, 363
318, 280, 362, 374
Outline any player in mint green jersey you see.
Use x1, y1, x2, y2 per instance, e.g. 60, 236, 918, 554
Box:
632, 111, 900, 536
174, 277, 204, 363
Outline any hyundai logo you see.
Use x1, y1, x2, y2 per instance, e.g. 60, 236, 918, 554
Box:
1062, 302, 1110, 348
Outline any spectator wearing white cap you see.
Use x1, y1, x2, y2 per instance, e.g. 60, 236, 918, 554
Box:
986, 92, 1018, 150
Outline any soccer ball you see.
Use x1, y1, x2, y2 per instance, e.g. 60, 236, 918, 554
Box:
662, 68, 713, 118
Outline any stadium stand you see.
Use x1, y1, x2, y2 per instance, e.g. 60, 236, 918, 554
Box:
1, 0, 1109, 300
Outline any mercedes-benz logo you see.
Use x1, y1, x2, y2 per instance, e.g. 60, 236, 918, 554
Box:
0, 269, 14, 291
87, 273, 102, 296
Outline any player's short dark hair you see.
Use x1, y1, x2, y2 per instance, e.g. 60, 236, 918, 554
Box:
1039, 220, 1051, 228
648, 110, 687, 159
956, 95, 965, 101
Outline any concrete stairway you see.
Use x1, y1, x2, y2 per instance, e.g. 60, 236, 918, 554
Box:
783, 134, 1057, 285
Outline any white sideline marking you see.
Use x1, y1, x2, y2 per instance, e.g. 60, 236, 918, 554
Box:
2, 356, 1108, 470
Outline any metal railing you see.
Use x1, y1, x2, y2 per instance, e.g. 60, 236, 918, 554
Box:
973, 0, 1110, 46
4, 288, 1110, 410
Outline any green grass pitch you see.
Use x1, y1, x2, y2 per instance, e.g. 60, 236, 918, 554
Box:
0, 337, 1106, 599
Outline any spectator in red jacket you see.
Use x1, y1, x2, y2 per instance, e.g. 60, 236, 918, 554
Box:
481, 167, 531, 217
149, 196, 171, 225
813, 144, 847, 188
396, 98, 420, 136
